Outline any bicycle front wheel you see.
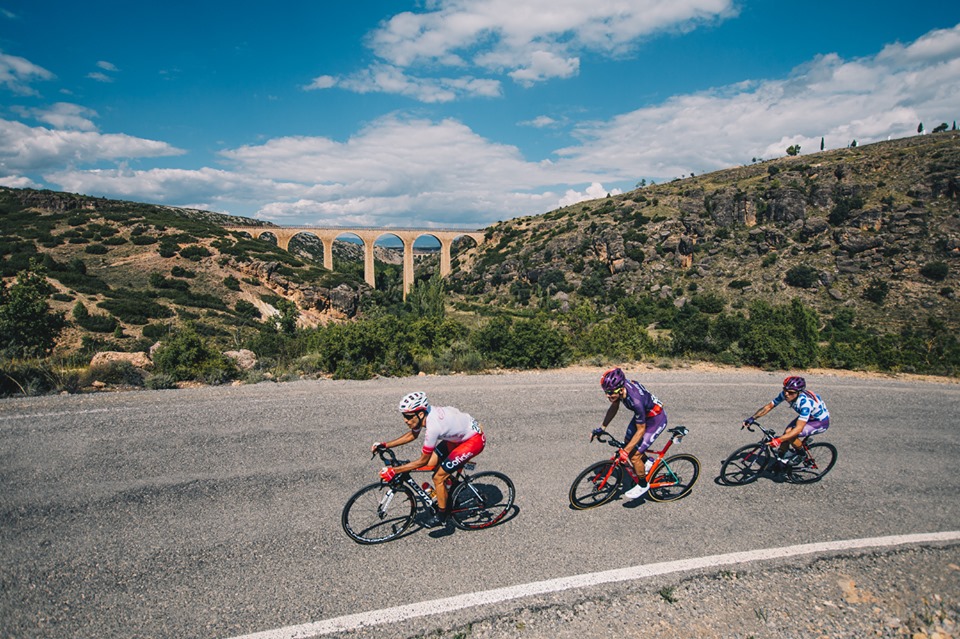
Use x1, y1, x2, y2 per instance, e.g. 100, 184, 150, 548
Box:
787, 442, 838, 484
341, 482, 416, 544
647, 453, 700, 502
450, 471, 515, 530
569, 461, 624, 510
719, 444, 768, 485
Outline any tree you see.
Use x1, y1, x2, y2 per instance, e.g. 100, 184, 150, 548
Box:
918, 122, 924, 134
0, 262, 65, 358
820, 137, 825, 151
933, 122, 949, 133
786, 144, 801, 156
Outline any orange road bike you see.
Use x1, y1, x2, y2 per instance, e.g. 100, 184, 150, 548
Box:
718, 421, 837, 485
569, 427, 700, 509
342, 446, 515, 544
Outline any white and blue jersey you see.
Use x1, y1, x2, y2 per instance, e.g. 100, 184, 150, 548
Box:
772, 390, 830, 423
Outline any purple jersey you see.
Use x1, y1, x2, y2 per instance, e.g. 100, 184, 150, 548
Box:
622, 380, 663, 421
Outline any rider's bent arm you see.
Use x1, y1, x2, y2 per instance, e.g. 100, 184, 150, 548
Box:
602, 400, 620, 428
383, 430, 418, 449
750, 401, 775, 421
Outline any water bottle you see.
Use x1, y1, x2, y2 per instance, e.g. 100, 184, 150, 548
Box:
422, 482, 436, 500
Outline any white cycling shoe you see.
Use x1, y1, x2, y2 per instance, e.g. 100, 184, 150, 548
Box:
623, 483, 650, 500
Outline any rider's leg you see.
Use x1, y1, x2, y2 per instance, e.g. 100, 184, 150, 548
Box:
436, 432, 486, 513
624, 414, 667, 498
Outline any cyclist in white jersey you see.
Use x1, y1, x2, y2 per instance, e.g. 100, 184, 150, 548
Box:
372, 392, 485, 527
743, 376, 830, 464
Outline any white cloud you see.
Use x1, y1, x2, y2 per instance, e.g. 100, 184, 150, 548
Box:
361, 0, 736, 95
336, 63, 501, 102
558, 182, 622, 207
16, 102, 99, 131
519, 115, 558, 128
0, 118, 185, 174
97, 60, 119, 72
0, 50, 54, 95
86, 71, 113, 83
0, 175, 41, 188
555, 23, 960, 180
304, 75, 337, 90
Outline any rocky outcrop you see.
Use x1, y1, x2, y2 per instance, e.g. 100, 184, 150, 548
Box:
226, 258, 362, 319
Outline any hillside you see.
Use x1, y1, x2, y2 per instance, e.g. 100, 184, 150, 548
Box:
1, 131, 959, 391
450, 132, 960, 332
0, 190, 377, 355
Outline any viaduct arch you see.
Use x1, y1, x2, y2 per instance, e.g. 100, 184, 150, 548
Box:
223, 225, 486, 297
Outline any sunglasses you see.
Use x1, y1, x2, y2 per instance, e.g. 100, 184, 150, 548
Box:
402, 412, 420, 420
605, 388, 623, 397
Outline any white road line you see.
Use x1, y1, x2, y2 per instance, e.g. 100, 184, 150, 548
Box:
225, 530, 960, 639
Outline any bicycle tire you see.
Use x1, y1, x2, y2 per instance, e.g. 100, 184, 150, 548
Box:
647, 453, 700, 502
449, 471, 515, 530
341, 482, 416, 544
786, 442, 838, 484
569, 460, 624, 510
719, 443, 769, 485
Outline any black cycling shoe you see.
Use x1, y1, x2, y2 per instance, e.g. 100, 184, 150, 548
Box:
420, 507, 450, 529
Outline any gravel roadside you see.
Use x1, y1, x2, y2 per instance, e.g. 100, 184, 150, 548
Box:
372, 544, 959, 639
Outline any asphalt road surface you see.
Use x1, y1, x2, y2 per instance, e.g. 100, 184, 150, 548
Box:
1, 368, 958, 638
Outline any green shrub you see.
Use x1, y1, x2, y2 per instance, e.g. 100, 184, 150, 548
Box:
84, 243, 109, 254
785, 265, 820, 288
131, 235, 158, 245
84, 361, 145, 386
179, 245, 211, 261
152, 327, 238, 382
863, 279, 889, 305
223, 275, 241, 291
919, 261, 949, 281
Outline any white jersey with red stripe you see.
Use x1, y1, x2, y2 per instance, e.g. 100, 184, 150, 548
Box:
414, 406, 482, 456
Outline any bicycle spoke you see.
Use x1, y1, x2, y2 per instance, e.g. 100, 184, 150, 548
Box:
569, 461, 623, 509
647, 454, 700, 502
450, 471, 515, 530
787, 442, 838, 484
719, 444, 767, 485
342, 483, 416, 544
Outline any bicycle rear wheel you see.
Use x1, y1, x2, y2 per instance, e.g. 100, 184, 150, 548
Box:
449, 471, 515, 530
569, 461, 623, 510
787, 442, 838, 484
341, 482, 416, 544
647, 453, 700, 502
719, 444, 768, 485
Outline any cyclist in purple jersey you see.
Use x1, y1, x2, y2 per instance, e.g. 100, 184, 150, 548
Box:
743, 376, 831, 464
593, 368, 667, 500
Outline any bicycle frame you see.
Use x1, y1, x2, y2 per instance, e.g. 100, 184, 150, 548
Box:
742, 424, 820, 470
591, 427, 689, 490
375, 447, 475, 514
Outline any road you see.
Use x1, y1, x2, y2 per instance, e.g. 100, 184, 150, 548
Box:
1, 368, 958, 638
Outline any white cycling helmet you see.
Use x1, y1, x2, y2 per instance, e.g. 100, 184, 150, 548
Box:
398, 391, 429, 413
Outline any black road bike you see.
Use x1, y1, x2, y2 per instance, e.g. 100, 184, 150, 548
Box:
719, 422, 837, 485
341, 447, 515, 544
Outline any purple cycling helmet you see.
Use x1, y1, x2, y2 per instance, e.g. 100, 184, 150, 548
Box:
783, 376, 806, 392
600, 368, 626, 393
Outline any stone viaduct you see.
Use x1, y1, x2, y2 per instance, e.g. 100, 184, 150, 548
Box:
223, 225, 486, 297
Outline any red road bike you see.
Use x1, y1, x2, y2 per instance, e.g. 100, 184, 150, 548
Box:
569, 427, 700, 509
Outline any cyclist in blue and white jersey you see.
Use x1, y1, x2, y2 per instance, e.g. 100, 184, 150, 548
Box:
743, 376, 830, 463
594, 368, 668, 500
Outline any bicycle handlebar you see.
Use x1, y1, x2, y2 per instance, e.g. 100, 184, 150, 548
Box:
592, 426, 689, 448
371, 445, 409, 467
743, 421, 777, 438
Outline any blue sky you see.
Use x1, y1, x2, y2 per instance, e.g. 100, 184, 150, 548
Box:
1, 1, 959, 229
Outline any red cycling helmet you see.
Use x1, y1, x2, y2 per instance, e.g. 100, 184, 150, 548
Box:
600, 368, 626, 392
783, 376, 806, 392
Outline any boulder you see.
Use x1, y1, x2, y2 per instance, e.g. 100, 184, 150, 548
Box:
223, 349, 258, 371
90, 351, 153, 370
